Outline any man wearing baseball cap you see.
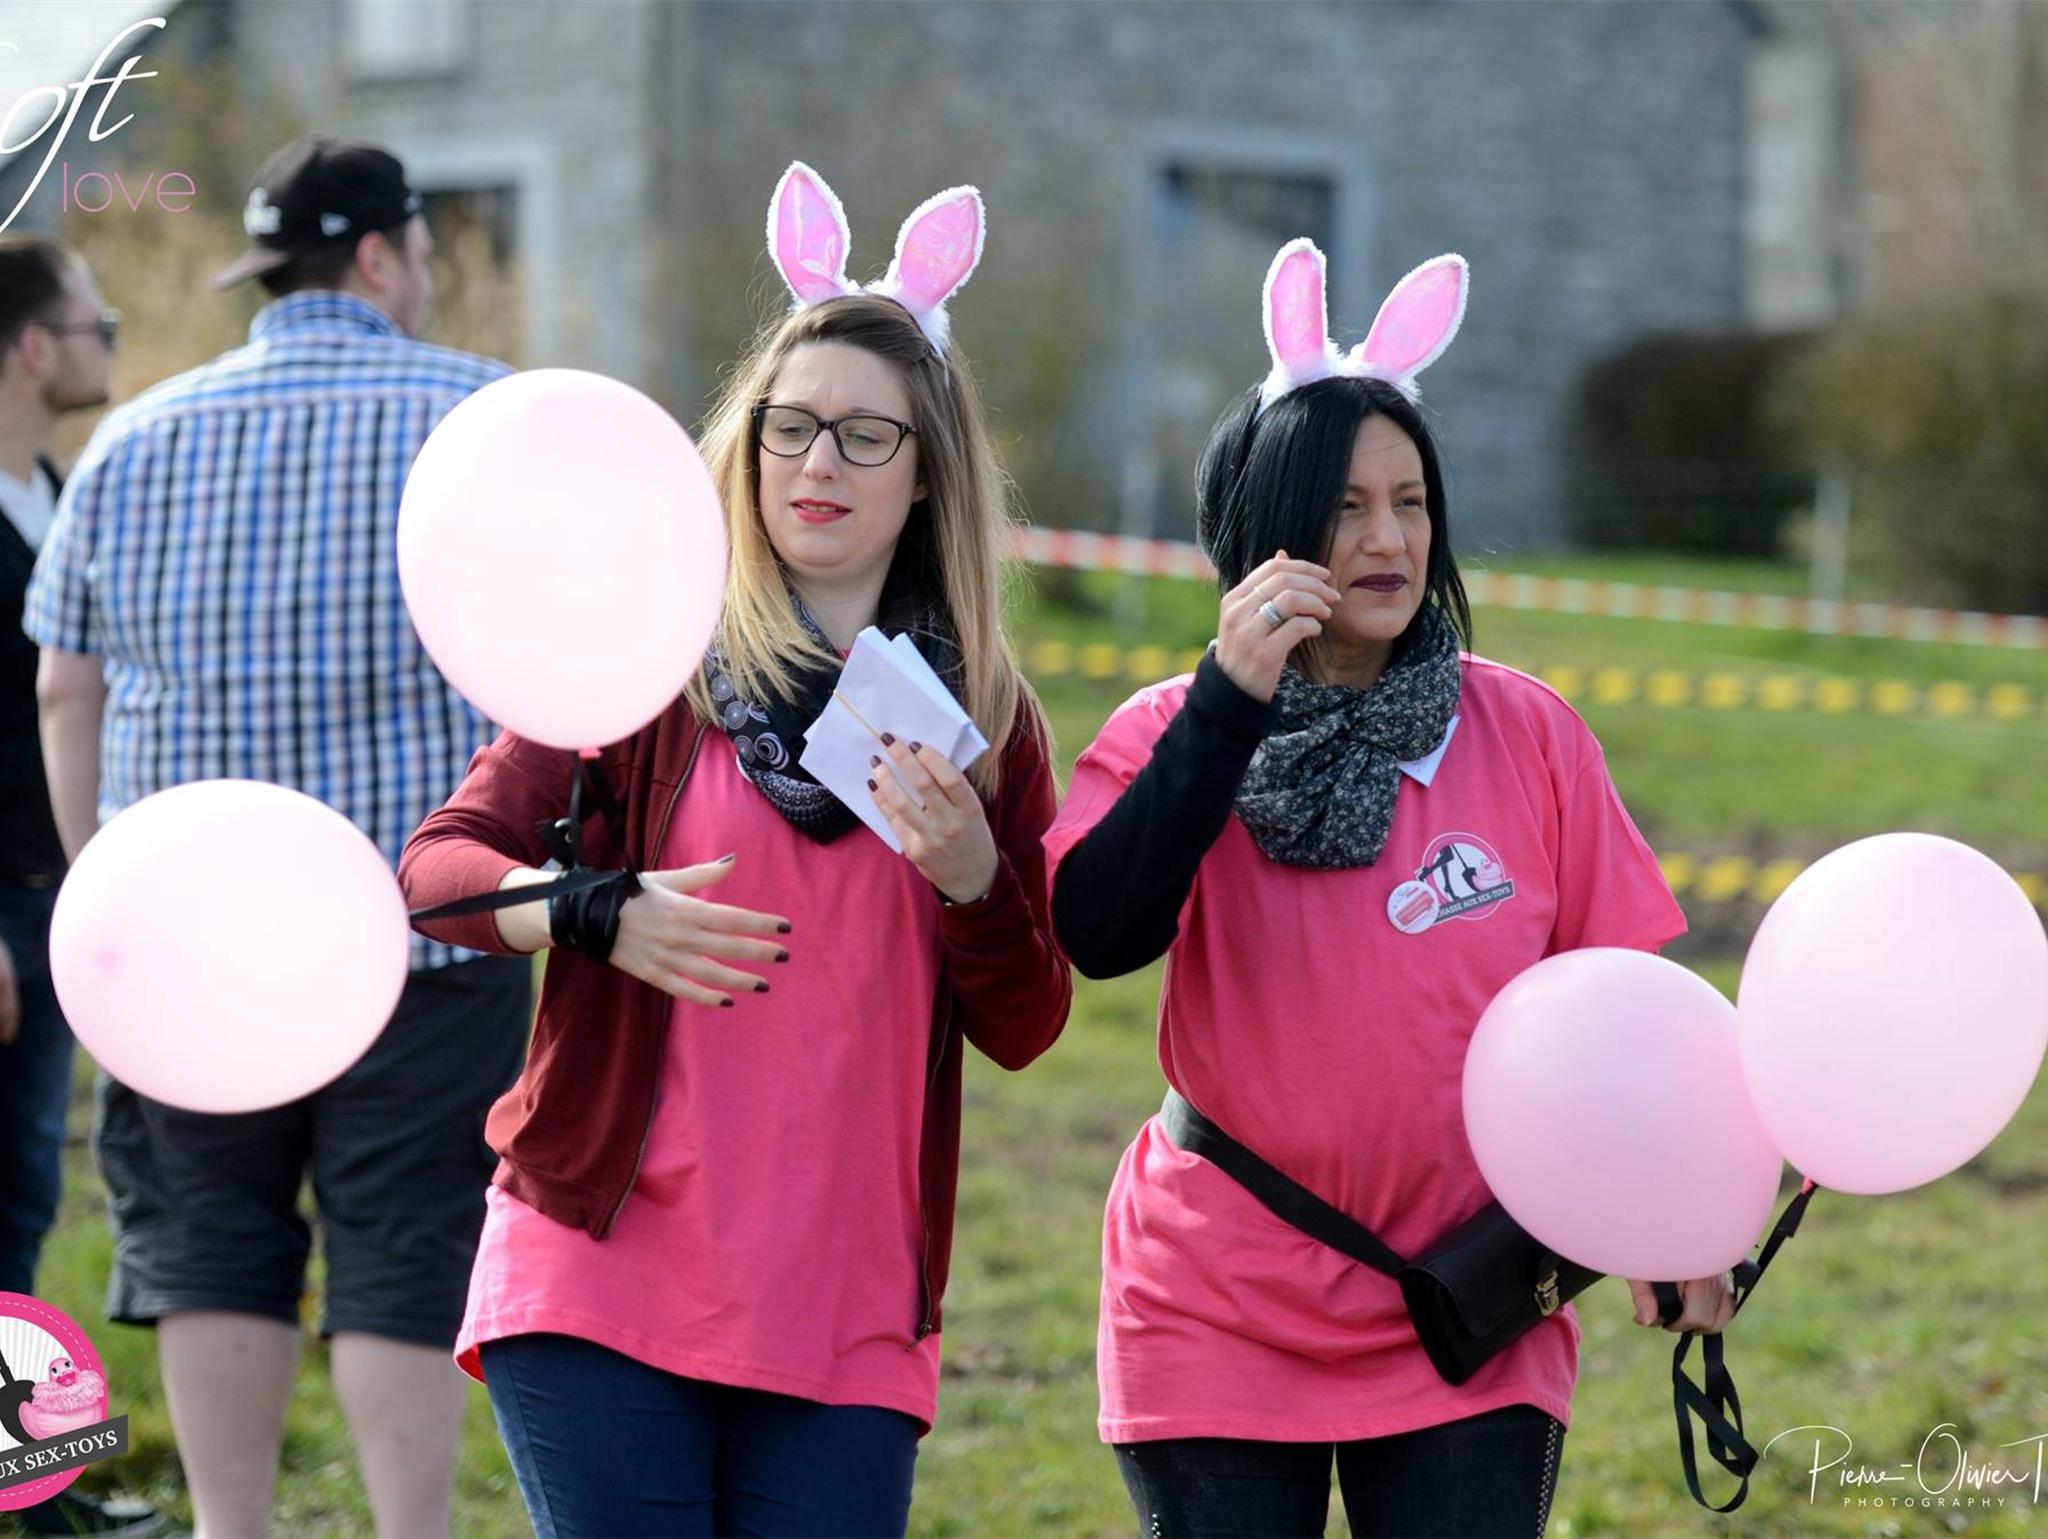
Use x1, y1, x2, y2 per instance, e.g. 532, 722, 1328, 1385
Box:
25, 136, 531, 1539
212, 135, 430, 318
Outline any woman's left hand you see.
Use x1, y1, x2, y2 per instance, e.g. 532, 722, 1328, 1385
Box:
869, 736, 1000, 904
1626, 1274, 1736, 1335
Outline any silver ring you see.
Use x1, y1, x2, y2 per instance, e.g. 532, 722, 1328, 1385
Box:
1259, 598, 1285, 631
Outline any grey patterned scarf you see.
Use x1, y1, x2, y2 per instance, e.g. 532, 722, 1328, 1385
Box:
1234, 604, 1463, 869
701, 574, 964, 843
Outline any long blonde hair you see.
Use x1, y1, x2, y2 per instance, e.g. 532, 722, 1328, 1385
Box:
687, 294, 1040, 796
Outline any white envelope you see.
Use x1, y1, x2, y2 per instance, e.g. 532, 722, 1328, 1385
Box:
797, 627, 990, 852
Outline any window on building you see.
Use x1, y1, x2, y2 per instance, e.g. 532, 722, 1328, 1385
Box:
1746, 43, 1842, 327
1143, 162, 1338, 540
419, 184, 521, 362
347, 0, 469, 80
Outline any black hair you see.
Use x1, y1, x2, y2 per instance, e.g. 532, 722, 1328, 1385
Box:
0, 235, 76, 352
1195, 373, 1472, 651
257, 238, 373, 299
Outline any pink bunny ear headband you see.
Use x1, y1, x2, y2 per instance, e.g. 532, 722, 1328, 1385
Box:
767, 160, 985, 356
1259, 239, 1469, 412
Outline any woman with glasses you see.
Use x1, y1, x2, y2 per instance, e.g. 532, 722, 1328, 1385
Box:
1044, 245, 1717, 1538
402, 164, 1070, 1538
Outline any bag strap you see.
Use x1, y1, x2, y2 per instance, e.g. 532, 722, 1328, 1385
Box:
1668, 1178, 1819, 1512
1159, 1089, 1408, 1278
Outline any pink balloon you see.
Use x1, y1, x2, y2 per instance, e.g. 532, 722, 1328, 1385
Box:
1738, 833, 2048, 1195
48, 782, 411, 1113
399, 369, 728, 750
1465, 949, 1784, 1279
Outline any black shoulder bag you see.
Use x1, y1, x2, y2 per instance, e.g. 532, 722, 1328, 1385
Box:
1159, 1088, 1817, 1513
1160, 1088, 1604, 1387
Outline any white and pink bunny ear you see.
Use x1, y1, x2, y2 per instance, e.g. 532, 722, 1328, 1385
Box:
767, 161, 857, 307
765, 162, 988, 354
1349, 253, 1468, 398
1259, 238, 1338, 410
870, 184, 985, 354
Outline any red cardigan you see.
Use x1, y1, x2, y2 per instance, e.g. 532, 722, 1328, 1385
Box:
399, 691, 1072, 1339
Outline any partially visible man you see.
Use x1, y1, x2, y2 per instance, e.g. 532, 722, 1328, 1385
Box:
24, 139, 531, 1539
0, 235, 163, 1539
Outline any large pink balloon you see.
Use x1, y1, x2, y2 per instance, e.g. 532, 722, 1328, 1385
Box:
48, 782, 411, 1113
1738, 833, 2048, 1195
399, 369, 727, 749
1465, 949, 1784, 1279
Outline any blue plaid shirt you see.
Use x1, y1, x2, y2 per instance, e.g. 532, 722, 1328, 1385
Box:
24, 292, 510, 971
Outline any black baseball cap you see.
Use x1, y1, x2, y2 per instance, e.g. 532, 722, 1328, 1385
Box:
212, 135, 424, 289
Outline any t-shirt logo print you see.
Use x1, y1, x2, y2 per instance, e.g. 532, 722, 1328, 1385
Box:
1387, 833, 1516, 934
1418, 833, 1515, 919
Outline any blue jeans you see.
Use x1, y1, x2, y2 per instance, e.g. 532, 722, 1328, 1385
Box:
480, 1333, 920, 1539
0, 881, 72, 1297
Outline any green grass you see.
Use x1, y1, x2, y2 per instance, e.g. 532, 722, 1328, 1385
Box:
16, 1057, 521, 1538
9, 555, 2047, 1538
1017, 568, 2048, 855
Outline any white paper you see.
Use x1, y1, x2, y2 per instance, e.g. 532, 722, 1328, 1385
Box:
797, 628, 990, 852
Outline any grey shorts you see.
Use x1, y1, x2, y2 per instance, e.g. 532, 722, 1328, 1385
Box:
94, 955, 532, 1350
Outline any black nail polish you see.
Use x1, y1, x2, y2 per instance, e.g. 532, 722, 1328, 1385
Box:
774, 949, 789, 963
869, 754, 881, 768
776, 921, 792, 934
908, 741, 923, 753
755, 980, 770, 993
717, 852, 737, 864
719, 997, 734, 1008
866, 777, 877, 791
879, 732, 896, 747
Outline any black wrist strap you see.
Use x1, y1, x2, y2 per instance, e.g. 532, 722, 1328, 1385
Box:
408, 754, 640, 925
547, 868, 643, 961
1669, 1179, 1819, 1512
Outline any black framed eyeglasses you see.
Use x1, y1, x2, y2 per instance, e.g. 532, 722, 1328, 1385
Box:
752, 403, 916, 468
35, 309, 121, 349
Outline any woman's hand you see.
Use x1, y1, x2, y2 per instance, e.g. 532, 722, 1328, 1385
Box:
608, 855, 792, 1008
869, 736, 1000, 904
1626, 1274, 1737, 1335
1214, 550, 1342, 702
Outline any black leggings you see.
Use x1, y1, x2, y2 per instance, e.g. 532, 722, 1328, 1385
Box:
1116, 1404, 1564, 1539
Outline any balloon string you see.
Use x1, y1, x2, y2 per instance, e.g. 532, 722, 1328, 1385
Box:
1731, 1176, 1817, 1318
1668, 1180, 1820, 1512
408, 754, 634, 923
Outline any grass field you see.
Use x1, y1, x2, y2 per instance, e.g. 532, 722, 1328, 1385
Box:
1022, 564, 2048, 859
10, 553, 2047, 1539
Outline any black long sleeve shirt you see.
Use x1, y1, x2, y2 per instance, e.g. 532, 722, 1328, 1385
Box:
1051, 652, 1275, 978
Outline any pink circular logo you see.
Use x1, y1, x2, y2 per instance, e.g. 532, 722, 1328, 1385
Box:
0, 1293, 112, 1510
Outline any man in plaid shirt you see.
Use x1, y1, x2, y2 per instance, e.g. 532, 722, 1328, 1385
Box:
25, 137, 531, 1539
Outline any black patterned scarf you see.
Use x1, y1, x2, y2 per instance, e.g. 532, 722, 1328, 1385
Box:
1234, 604, 1464, 869
700, 568, 965, 843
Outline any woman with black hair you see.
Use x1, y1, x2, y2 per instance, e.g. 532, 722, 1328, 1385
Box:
1045, 245, 1727, 1538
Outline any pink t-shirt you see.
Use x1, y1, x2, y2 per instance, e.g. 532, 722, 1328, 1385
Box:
455, 739, 945, 1428
1043, 656, 1687, 1444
